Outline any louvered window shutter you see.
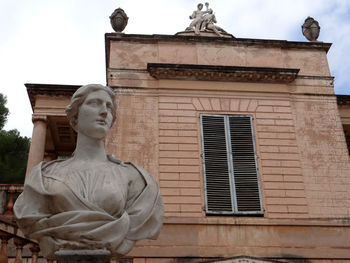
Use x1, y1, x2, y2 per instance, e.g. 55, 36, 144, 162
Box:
201, 115, 234, 214
201, 114, 263, 215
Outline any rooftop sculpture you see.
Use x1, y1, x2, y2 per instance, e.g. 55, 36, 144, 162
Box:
178, 2, 232, 38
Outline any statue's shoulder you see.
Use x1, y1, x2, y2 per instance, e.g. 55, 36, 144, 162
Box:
107, 154, 128, 166
107, 155, 153, 184
41, 158, 68, 172
25, 159, 67, 184
27, 159, 65, 174
107, 155, 142, 174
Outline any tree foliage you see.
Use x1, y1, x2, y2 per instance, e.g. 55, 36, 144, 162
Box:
0, 129, 30, 183
0, 93, 9, 130
0, 93, 30, 184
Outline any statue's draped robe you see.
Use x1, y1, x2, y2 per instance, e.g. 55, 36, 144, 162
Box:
14, 156, 163, 259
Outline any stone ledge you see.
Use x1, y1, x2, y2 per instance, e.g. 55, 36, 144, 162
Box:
132, 220, 350, 259
175, 30, 235, 39
163, 216, 350, 226
337, 95, 350, 105
25, 83, 81, 110
105, 33, 332, 53
55, 249, 111, 263
147, 63, 299, 84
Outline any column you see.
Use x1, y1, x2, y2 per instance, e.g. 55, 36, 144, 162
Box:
3, 187, 14, 217
26, 115, 47, 176
29, 244, 40, 263
0, 232, 11, 263
13, 238, 27, 263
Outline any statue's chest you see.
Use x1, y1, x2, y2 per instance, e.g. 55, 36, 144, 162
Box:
44, 167, 128, 217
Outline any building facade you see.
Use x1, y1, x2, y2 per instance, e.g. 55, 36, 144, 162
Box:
2, 30, 350, 262
102, 33, 350, 262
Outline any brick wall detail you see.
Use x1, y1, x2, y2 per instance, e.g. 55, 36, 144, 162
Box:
158, 97, 203, 217
106, 94, 350, 219
159, 96, 309, 219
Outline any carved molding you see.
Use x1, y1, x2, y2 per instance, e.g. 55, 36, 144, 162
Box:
32, 114, 47, 124
337, 95, 350, 106
147, 63, 299, 84
25, 83, 80, 110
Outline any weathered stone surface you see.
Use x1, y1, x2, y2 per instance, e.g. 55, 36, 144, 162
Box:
107, 34, 332, 77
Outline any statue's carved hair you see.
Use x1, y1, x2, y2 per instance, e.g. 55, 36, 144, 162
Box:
65, 84, 117, 131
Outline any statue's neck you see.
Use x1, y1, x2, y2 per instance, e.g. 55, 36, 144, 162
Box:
73, 133, 107, 162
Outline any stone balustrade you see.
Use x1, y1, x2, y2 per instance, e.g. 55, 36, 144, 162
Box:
0, 224, 41, 263
0, 184, 42, 263
0, 184, 24, 217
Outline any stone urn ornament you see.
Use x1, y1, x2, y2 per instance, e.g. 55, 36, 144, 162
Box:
302, 16, 320, 41
110, 8, 128, 32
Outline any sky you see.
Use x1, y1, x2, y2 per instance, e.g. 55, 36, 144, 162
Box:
1, 0, 350, 138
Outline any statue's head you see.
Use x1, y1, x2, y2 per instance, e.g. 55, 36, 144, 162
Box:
66, 84, 117, 134
197, 3, 203, 10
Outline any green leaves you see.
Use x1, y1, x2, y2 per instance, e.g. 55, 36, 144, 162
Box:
0, 93, 30, 184
0, 129, 30, 184
0, 93, 9, 130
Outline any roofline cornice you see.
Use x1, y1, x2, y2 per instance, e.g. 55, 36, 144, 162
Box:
25, 83, 81, 110
105, 33, 332, 53
337, 95, 350, 106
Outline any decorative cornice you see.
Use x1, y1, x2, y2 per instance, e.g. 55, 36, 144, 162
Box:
336, 95, 350, 106
25, 83, 81, 110
147, 63, 299, 84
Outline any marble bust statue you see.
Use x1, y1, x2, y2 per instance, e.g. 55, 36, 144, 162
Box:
14, 84, 164, 259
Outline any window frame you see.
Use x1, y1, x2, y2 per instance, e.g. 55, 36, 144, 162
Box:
200, 114, 264, 216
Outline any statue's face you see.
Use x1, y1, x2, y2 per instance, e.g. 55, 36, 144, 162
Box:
77, 90, 114, 139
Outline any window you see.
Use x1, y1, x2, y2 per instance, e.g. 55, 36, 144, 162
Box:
200, 114, 263, 215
